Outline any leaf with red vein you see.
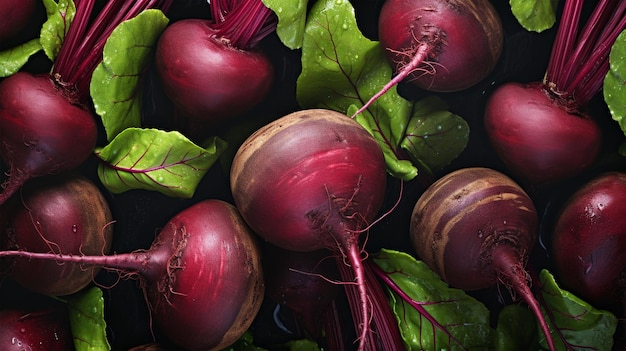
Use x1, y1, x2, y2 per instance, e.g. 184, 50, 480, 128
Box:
95, 128, 226, 198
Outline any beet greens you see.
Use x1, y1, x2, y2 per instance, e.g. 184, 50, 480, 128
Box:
0, 0, 173, 206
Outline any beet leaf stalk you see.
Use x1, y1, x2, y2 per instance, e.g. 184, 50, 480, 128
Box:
0, 0, 172, 206
336, 258, 406, 351
54, 0, 174, 100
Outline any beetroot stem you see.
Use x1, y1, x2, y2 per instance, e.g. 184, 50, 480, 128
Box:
491, 245, 556, 351
0, 250, 150, 277
210, 0, 277, 50
545, 0, 626, 107
545, 0, 582, 88
53, 0, 172, 102
351, 43, 432, 119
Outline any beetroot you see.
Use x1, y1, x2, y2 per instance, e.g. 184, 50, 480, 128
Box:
379, 0, 502, 92
484, 0, 626, 186
0, 199, 264, 351
230, 109, 387, 350
484, 82, 602, 185
2, 173, 113, 296
0, 0, 173, 206
352, 0, 502, 117
0, 0, 37, 45
551, 172, 626, 312
0, 305, 74, 351
155, 0, 276, 136
0, 72, 98, 206
410, 167, 555, 351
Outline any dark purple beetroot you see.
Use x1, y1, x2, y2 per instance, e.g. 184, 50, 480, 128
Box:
0, 0, 37, 44
155, 19, 274, 128
0, 305, 75, 351
0, 72, 98, 206
378, 0, 503, 92
410, 167, 555, 350
484, 82, 602, 186
551, 171, 626, 312
2, 173, 113, 296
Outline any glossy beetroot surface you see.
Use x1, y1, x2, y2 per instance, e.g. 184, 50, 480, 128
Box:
155, 19, 274, 128
484, 82, 602, 186
378, 0, 503, 92
0, 72, 98, 205
552, 172, 626, 311
3, 173, 113, 296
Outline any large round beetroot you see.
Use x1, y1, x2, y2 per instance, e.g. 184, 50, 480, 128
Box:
0, 72, 98, 206
378, 0, 503, 92
484, 82, 602, 186
551, 172, 626, 312
155, 18, 274, 128
3, 173, 113, 296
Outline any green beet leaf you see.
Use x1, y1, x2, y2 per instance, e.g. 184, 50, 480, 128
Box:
66, 287, 110, 351
400, 96, 469, 174
0, 39, 42, 77
91, 9, 169, 141
537, 269, 617, 351
40, 0, 76, 62
494, 304, 539, 351
509, 0, 558, 33
95, 128, 226, 198
262, 0, 308, 49
604, 29, 626, 142
296, 0, 416, 180
373, 249, 493, 351
0, 0, 75, 77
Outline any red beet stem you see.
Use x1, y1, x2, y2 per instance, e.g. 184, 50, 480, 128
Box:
53, 0, 173, 102
351, 43, 433, 119
336, 239, 370, 351
545, 0, 626, 107
209, 0, 277, 50
491, 245, 556, 351
0, 249, 166, 283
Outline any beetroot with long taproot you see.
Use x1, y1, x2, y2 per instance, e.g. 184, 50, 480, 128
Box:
230, 109, 387, 351
410, 167, 555, 351
0, 200, 264, 351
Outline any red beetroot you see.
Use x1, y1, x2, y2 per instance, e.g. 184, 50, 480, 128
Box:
2, 173, 113, 296
230, 109, 387, 351
484, 81, 602, 185
484, 0, 626, 186
352, 0, 502, 117
410, 167, 555, 351
0, 199, 264, 351
379, 0, 502, 92
155, 0, 276, 135
551, 172, 626, 312
0, 73, 97, 206
0, 305, 74, 351
0, 0, 37, 44
0, 0, 173, 206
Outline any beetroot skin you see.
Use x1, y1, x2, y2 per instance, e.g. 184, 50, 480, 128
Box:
378, 0, 503, 92
484, 82, 602, 185
155, 19, 274, 127
552, 172, 626, 312
0, 72, 98, 205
